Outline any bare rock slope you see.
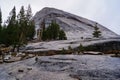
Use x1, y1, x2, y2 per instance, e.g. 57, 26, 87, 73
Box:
33, 7, 119, 39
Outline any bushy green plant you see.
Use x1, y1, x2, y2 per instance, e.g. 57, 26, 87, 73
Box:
78, 44, 84, 54
61, 48, 66, 54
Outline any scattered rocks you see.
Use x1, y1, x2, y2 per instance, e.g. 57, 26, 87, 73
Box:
8, 72, 12, 75
84, 51, 104, 55
18, 69, 24, 72
16, 78, 19, 80
27, 67, 32, 70
50, 57, 77, 61
69, 74, 82, 80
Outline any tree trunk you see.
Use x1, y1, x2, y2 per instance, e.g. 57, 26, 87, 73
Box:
17, 45, 20, 52
1, 52, 4, 62
12, 45, 16, 52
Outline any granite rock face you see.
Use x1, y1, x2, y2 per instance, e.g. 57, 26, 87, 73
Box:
0, 55, 120, 80
33, 7, 119, 40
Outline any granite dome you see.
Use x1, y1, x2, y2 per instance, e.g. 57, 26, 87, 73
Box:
33, 7, 118, 40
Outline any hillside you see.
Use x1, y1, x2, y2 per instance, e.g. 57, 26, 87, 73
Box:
33, 7, 119, 40
25, 7, 120, 52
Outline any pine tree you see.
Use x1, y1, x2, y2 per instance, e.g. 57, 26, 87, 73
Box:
47, 25, 53, 40
26, 4, 32, 21
28, 21, 35, 40
59, 30, 67, 40
5, 6, 18, 46
68, 46, 73, 53
0, 8, 2, 27
17, 6, 26, 22
78, 44, 84, 54
0, 8, 2, 43
51, 21, 60, 39
61, 48, 66, 54
0, 24, 7, 45
92, 23, 101, 38
17, 6, 27, 45
42, 29, 47, 41
0, 11, 6, 61
25, 5, 35, 40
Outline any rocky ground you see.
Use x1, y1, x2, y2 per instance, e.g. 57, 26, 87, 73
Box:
26, 38, 120, 52
0, 55, 120, 80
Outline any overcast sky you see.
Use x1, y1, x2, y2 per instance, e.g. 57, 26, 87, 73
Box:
0, 0, 120, 35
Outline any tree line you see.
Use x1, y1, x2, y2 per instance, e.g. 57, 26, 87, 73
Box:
0, 5, 35, 51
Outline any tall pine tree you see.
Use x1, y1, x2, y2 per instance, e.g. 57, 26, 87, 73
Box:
0, 8, 2, 27
17, 6, 27, 45
26, 5, 35, 40
5, 6, 18, 46
0, 8, 2, 44
26, 4, 32, 21
59, 30, 67, 40
92, 23, 101, 38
